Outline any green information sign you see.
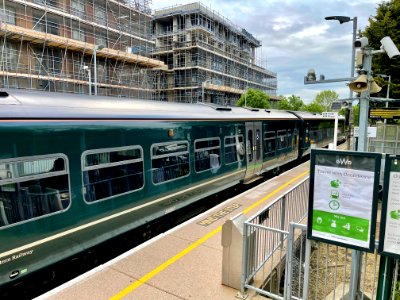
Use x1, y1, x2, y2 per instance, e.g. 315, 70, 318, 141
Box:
379, 155, 400, 258
307, 149, 381, 252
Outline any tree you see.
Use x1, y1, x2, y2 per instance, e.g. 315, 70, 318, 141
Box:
278, 97, 291, 110
236, 88, 270, 108
287, 95, 305, 111
278, 95, 305, 110
352, 105, 360, 125
314, 90, 339, 111
361, 0, 400, 100
305, 102, 324, 113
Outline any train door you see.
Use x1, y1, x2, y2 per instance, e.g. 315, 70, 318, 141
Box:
244, 122, 263, 181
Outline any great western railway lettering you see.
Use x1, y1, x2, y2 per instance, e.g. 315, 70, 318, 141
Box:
197, 203, 242, 226
0, 250, 34, 265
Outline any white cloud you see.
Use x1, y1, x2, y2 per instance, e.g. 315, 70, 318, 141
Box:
151, 0, 384, 101
291, 24, 329, 39
272, 17, 294, 31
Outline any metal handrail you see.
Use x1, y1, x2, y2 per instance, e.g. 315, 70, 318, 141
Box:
241, 177, 310, 296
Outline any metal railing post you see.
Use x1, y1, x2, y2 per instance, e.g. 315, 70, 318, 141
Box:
302, 235, 312, 300
284, 222, 295, 300
241, 221, 248, 294
280, 195, 286, 250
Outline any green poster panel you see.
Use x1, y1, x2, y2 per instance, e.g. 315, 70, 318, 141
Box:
379, 155, 400, 258
307, 149, 381, 252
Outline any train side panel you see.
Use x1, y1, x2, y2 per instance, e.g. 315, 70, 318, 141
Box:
0, 120, 247, 286
261, 119, 301, 173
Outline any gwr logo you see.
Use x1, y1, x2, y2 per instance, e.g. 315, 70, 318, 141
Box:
336, 158, 352, 166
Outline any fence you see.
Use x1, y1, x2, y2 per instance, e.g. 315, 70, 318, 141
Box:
241, 177, 309, 298
368, 124, 400, 155
285, 223, 382, 300
241, 180, 400, 300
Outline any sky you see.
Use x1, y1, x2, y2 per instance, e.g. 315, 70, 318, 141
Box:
151, 0, 384, 103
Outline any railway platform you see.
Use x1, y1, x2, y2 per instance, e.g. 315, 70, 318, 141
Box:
37, 161, 311, 300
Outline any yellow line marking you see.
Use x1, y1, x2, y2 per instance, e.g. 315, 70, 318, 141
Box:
243, 169, 309, 215
110, 227, 221, 300
110, 169, 310, 300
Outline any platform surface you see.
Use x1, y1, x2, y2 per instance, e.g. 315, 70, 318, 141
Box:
37, 161, 311, 300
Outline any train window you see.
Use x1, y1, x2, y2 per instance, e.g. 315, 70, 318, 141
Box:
310, 126, 319, 143
224, 135, 244, 164
151, 141, 190, 184
293, 128, 299, 148
82, 146, 144, 202
264, 131, 276, 157
255, 129, 261, 160
247, 130, 253, 162
195, 137, 221, 173
0, 154, 70, 228
277, 130, 287, 150
287, 130, 292, 149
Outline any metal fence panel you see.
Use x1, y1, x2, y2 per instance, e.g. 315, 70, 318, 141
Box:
241, 177, 309, 298
241, 175, 400, 299
285, 223, 381, 300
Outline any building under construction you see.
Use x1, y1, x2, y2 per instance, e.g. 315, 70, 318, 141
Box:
152, 3, 277, 105
0, 1, 277, 104
0, 0, 164, 98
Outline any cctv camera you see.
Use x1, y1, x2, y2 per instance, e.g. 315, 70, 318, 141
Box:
306, 69, 316, 81
354, 37, 368, 48
380, 36, 400, 59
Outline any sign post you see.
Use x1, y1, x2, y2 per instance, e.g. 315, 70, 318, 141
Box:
379, 155, 400, 257
376, 155, 400, 299
308, 149, 381, 252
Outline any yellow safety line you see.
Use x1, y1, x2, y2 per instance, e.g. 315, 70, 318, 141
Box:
243, 169, 309, 215
110, 169, 310, 300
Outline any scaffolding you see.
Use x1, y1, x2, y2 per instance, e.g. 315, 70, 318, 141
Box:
0, 1, 278, 103
152, 2, 277, 105
0, 0, 164, 99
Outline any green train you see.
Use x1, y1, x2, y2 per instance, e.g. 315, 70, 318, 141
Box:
0, 89, 345, 287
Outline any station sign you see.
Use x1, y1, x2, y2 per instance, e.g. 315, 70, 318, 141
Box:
370, 108, 400, 119
322, 112, 337, 118
307, 149, 381, 252
379, 155, 400, 258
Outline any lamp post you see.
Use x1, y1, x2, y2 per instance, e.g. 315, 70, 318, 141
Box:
93, 44, 105, 96
377, 73, 391, 102
83, 65, 92, 96
377, 74, 391, 124
325, 16, 357, 99
325, 16, 358, 152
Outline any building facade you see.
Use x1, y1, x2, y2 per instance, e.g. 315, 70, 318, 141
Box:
0, 0, 163, 98
0, 1, 277, 104
152, 3, 277, 105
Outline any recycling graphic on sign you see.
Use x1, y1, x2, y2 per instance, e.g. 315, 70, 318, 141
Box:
308, 150, 380, 251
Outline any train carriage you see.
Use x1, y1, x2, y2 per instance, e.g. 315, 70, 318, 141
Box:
0, 89, 345, 287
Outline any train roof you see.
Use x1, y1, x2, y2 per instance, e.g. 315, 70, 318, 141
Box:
0, 89, 339, 121
290, 110, 345, 121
